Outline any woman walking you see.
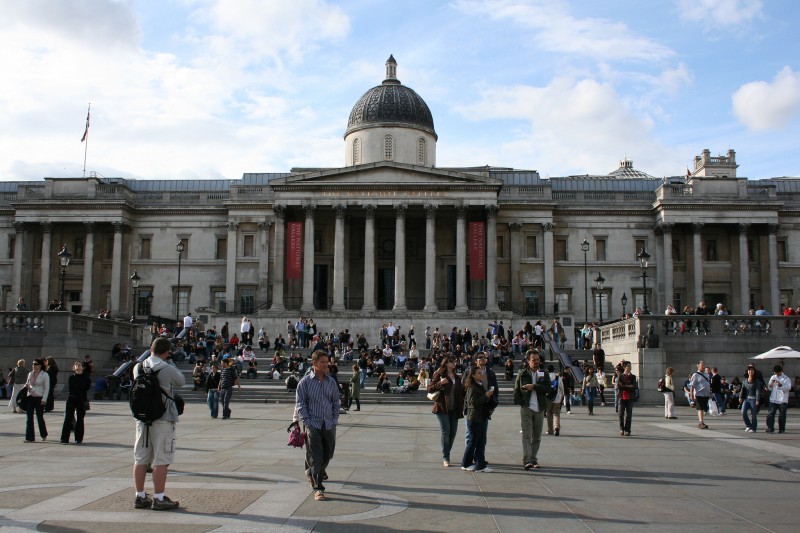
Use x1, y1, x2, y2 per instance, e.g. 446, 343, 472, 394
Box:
740, 365, 763, 433
663, 367, 677, 419
460, 365, 494, 473
582, 366, 598, 415
349, 365, 361, 411
206, 362, 221, 418
44, 356, 59, 412
24, 358, 49, 442
8, 359, 27, 413
59, 361, 91, 444
428, 356, 465, 468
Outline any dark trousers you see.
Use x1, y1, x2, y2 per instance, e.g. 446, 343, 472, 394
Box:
767, 402, 788, 431
461, 419, 487, 470
45, 385, 56, 412
60, 398, 86, 443
220, 387, 233, 418
618, 399, 634, 432
305, 425, 336, 492
25, 396, 48, 441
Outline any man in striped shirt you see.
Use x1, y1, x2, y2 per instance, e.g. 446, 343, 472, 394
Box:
296, 350, 340, 501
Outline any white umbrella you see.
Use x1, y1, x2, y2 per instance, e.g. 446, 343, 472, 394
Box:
751, 346, 800, 360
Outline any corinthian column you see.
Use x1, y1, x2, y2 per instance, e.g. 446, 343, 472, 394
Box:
393, 204, 407, 311
738, 224, 750, 313
301, 204, 316, 312
332, 204, 346, 311
424, 204, 438, 312
82, 222, 95, 313
225, 222, 238, 311
110, 222, 124, 313
258, 220, 272, 307
768, 224, 780, 313
362, 205, 376, 311
12, 222, 25, 302
542, 223, 555, 313
270, 205, 286, 312
692, 223, 704, 305
455, 206, 467, 312
485, 205, 499, 313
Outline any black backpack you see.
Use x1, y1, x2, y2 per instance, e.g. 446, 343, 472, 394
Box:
129, 363, 168, 425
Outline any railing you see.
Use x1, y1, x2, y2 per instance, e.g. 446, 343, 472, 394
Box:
2, 312, 48, 331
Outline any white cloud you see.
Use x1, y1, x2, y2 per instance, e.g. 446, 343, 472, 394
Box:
732, 66, 800, 131
450, 76, 685, 176
677, 0, 763, 28
454, 0, 674, 63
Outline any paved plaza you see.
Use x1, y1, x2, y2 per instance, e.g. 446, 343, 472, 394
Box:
0, 400, 798, 532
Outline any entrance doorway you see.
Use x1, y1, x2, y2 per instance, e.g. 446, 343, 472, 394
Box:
314, 265, 328, 309
378, 268, 394, 310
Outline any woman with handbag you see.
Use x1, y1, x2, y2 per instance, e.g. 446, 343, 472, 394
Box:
44, 356, 59, 413
24, 358, 49, 442
582, 367, 598, 415
663, 367, 677, 419
8, 359, 27, 414
59, 361, 91, 444
428, 356, 465, 468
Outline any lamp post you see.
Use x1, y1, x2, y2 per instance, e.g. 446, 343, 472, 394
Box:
638, 246, 651, 314
57, 245, 71, 311
595, 272, 605, 326
175, 240, 184, 326
581, 238, 590, 325
621, 292, 628, 318
130, 270, 141, 320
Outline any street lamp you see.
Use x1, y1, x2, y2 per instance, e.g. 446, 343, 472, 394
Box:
638, 246, 651, 314
581, 238, 590, 325
595, 272, 605, 326
175, 240, 184, 326
130, 270, 141, 320
57, 245, 71, 311
621, 292, 628, 318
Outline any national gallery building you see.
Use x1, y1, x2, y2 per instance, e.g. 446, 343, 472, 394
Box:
2, 57, 799, 330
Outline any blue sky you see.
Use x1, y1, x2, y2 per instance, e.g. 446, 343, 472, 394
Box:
0, 0, 798, 182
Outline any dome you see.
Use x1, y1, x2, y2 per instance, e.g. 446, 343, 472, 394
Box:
345, 56, 437, 139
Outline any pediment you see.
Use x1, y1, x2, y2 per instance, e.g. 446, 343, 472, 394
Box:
271, 161, 503, 189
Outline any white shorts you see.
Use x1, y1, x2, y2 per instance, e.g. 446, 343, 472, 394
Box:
134, 420, 176, 466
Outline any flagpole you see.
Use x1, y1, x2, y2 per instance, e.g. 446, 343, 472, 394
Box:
82, 103, 91, 178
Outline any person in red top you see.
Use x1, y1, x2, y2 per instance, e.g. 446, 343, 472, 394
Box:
616, 363, 638, 436
228, 334, 240, 351
783, 305, 797, 334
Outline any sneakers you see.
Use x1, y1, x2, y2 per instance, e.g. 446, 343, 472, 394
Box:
745, 428, 754, 433
461, 465, 477, 471
532, 461, 540, 469
134, 494, 153, 509
475, 467, 493, 473
314, 490, 326, 501
524, 463, 534, 470
698, 423, 709, 429
151, 496, 179, 511
443, 460, 450, 467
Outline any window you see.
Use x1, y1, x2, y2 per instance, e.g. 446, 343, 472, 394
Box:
496, 235, 504, 259
633, 290, 651, 311
748, 239, 759, 262
8, 236, 15, 259
73, 238, 84, 260
212, 289, 226, 313
140, 237, 151, 260
216, 237, 227, 260
555, 291, 570, 314
554, 238, 568, 261
104, 235, 113, 260
353, 138, 361, 165
595, 238, 606, 261
634, 239, 646, 260
593, 290, 610, 320
672, 238, 682, 261
243, 234, 255, 257
177, 237, 189, 259
705, 239, 717, 261
780, 290, 793, 310
384, 134, 393, 160
137, 288, 153, 316
777, 239, 787, 262
239, 287, 255, 315
173, 288, 190, 317
417, 138, 426, 165
525, 235, 537, 258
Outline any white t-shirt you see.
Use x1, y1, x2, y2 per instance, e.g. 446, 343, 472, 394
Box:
528, 371, 546, 412
183, 315, 193, 328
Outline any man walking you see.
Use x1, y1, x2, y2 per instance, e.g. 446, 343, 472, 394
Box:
132, 337, 185, 510
766, 365, 791, 433
296, 350, 340, 501
710, 367, 726, 415
513, 350, 550, 470
616, 363, 637, 436
689, 360, 711, 429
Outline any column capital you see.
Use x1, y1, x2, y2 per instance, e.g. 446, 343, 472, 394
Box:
83, 221, 95, 232
424, 203, 438, 219
14, 222, 26, 233
485, 204, 499, 218
41, 222, 52, 233
258, 221, 272, 231
364, 204, 377, 219
767, 223, 780, 235
303, 203, 317, 219
112, 222, 127, 233
541, 222, 555, 232
692, 223, 704, 234
738, 223, 750, 234
654, 224, 663, 236
394, 203, 407, 218
227, 221, 239, 232
454, 205, 466, 219
508, 222, 522, 231
333, 204, 347, 219
662, 223, 673, 233
272, 204, 286, 219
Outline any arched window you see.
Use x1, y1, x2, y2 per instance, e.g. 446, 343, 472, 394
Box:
353, 138, 361, 165
384, 134, 393, 161
417, 138, 426, 165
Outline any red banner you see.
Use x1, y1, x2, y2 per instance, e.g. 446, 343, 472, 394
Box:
286, 222, 303, 279
469, 221, 486, 280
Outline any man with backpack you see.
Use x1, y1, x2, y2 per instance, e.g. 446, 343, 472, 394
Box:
131, 337, 185, 511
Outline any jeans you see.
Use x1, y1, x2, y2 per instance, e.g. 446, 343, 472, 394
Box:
619, 399, 633, 432
25, 396, 48, 441
360, 369, 367, 389
520, 407, 544, 465
742, 398, 758, 431
220, 387, 233, 419
207, 389, 219, 418
461, 419, 487, 470
713, 392, 726, 413
305, 425, 336, 491
584, 387, 596, 414
59, 397, 86, 443
766, 402, 787, 432
435, 411, 460, 461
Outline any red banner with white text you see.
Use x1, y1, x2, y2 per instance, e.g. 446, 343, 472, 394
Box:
286, 222, 303, 279
469, 221, 486, 280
